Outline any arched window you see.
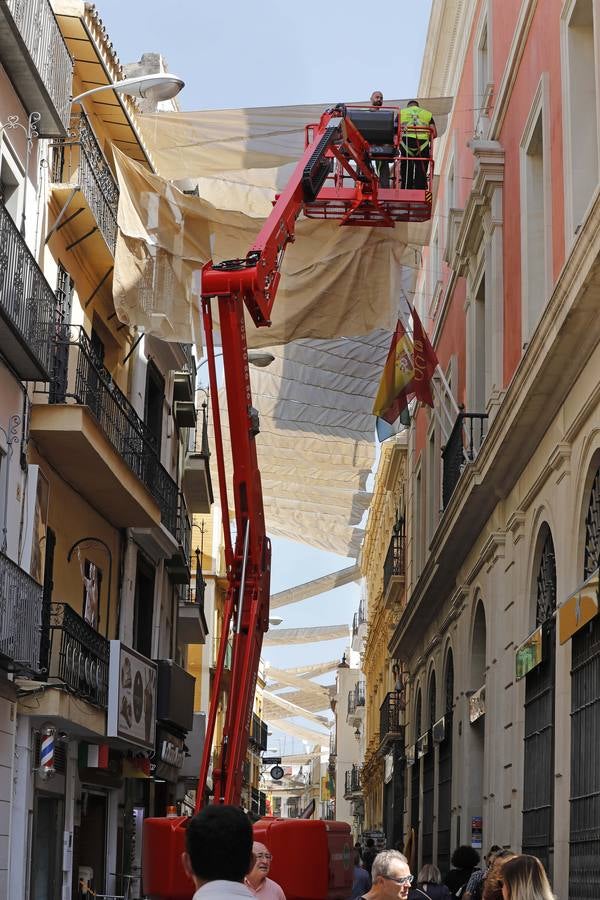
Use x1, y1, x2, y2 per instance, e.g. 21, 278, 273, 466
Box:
570, 466, 600, 896
438, 650, 454, 873
422, 672, 437, 863
522, 525, 556, 877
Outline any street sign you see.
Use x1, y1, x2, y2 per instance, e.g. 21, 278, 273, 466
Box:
262, 756, 282, 765
270, 765, 284, 781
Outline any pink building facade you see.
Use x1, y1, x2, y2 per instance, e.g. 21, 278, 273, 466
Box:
389, 2, 600, 897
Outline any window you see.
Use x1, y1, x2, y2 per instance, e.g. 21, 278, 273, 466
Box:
469, 272, 488, 412
563, 0, 598, 239
145, 361, 165, 453
0, 140, 23, 226
426, 421, 440, 543
133, 556, 155, 658
415, 466, 424, 577
520, 78, 552, 340
474, 8, 493, 136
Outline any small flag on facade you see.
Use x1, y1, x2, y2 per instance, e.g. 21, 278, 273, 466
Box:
372, 311, 438, 434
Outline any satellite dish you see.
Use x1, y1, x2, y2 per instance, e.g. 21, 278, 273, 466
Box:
270, 765, 284, 781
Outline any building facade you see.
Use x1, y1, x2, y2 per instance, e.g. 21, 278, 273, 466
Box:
390, 2, 600, 897
0, 2, 212, 897
360, 436, 407, 850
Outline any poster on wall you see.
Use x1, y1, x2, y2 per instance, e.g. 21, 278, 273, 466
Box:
108, 641, 157, 749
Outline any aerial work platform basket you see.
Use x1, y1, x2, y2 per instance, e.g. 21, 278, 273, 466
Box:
303, 104, 434, 226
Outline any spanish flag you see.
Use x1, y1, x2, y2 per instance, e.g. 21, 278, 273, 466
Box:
373, 310, 438, 428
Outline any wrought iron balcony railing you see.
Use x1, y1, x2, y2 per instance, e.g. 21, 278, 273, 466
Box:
176, 493, 191, 565
48, 325, 178, 535
0, 550, 42, 672
384, 532, 406, 594
3, 0, 72, 133
344, 764, 362, 795
250, 713, 268, 751
329, 729, 336, 757
0, 199, 56, 379
352, 597, 368, 638
379, 691, 405, 743
442, 412, 488, 507
51, 112, 119, 254
347, 681, 365, 716
47, 602, 109, 707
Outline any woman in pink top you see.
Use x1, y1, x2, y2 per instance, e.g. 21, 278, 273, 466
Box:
245, 843, 286, 899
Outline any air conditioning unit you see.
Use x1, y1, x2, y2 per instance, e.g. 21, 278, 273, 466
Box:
173, 401, 197, 429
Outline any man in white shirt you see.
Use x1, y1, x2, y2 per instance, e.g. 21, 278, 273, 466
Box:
182, 805, 255, 899
244, 842, 286, 898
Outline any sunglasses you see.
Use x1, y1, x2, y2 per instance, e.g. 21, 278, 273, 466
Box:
383, 874, 414, 886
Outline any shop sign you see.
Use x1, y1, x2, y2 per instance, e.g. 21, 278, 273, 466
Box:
416, 732, 429, 758
515, 626, 543, 680
559, 570, 599, 644
469, 686, 485, 724
108, 642, 157, 750
159, 737, 185, 769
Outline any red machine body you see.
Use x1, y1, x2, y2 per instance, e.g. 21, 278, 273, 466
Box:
143, 817, 353, 900
143, 103, 433, 900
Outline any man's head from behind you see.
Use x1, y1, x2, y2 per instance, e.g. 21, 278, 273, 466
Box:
183, 805, 253, 888
407, 99, 419, 108
370, 850, 412, 899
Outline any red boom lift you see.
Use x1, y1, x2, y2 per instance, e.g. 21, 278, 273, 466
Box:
143, 103, 433, 900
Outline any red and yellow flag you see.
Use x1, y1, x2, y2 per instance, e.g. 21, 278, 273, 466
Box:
373, 310, 438, 424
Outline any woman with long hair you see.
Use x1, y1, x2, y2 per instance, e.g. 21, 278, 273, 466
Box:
495, 855, 554, 900
482, 852, 516, 900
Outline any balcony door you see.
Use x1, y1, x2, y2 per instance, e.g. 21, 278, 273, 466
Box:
133, 556, 155, 659
30, 793, 64, 900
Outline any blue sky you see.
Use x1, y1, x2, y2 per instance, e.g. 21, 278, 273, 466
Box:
96, 0, 433, 752
96, 0, 433, 110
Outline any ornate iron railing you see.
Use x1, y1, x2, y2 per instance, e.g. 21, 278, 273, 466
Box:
48, 326, 178, 535
0, 200, 56, 377
384, 532, 405, 592
250, 713, 268, 751
379, 691, 404, 741
51, 112, 119, 253
442, 412, 488, 507
344, 764, 362, 795
48, 602, 109, 707
329, 728, 336, 757
0, 550, 42, 672
5, 0, 72, 131
347, 681, 365, 716
176, 493, 191, 566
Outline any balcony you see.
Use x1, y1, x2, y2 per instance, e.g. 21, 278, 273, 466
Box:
249, 713, 268, 752
344, 764, 362, 798
0, 550, 42, 672
31, 326, 178, 535
378, 691, 405, 754
46, 602, 109, 707
50, 111, 118, 266
442, 412, 488, 508
166, 495, 191, 585
0, 0, 72, 135
173, 365, 197, 429
177, 584, 209, 645
351, 596, 367, 650
0, 199, 56, 380
182, 403, 213, 514
347, 681, 366, 724
383, 532, 406, 609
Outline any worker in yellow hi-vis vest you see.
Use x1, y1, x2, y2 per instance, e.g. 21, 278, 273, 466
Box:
400, 99, 437, 190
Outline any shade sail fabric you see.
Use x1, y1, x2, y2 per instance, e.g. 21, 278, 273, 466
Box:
213, 331, 395, 556
262, 624, 349, 645
262, 690, 330, 726
136, 97, 453, 180
268, 718, 330, 746
113, 145, 421, 348
270, 565, 360, 609
267, 666, 333, 697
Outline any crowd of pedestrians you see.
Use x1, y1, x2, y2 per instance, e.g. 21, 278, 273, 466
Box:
349, 839, 556, 900
181, 806, 555, 900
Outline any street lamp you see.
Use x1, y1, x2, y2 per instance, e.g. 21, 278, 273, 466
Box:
71, 73, 185, 105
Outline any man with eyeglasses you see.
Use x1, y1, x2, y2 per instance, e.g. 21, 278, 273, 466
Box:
245, 842, 286, 899
358, 850, 413, 900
